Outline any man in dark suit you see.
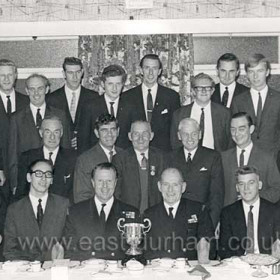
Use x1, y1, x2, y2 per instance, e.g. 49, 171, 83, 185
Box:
169, 118, 224, 228
171, 73, 231, 152
16, 116, 77, 202
222, 112, 280, 206
0, 59, 29, 201
4, 159, 69, 261
231, 53, 280, 153
219, 166, 280, 259
124, 54, 180, 151
112, 120, 167, 213
46, 57, 99, 153
8, 74, 71, 194
74, 113, 122, 204
79, 64, 136, 152
64, 162, 138, 261
0, 190, 7, 261
144, 167, 214, 261
211, 53, 248, 108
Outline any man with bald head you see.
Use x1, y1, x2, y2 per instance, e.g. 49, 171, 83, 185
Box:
144, 167, 214, 260
113, 120, 166, 213
168, 117, 224, 228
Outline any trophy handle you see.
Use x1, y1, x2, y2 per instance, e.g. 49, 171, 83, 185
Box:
117, 218, 125, 234
143, 218, 151, 234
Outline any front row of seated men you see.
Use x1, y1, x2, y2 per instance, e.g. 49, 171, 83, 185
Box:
2, 158, 280, 262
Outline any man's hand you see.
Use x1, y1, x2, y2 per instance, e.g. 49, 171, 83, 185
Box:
51, 242, 64, 260
0, 170, 6, 186
272, 239, 280, 259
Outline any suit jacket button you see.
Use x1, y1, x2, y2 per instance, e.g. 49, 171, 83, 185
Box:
91, 252, 96, 256
111, 252, 115, 256
183, 248, 186, 252
167, 250, 171, 253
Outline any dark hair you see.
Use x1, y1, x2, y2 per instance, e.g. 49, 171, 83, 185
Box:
91, 162, 118, 179
28, 159, 53, 174
0, 59, 17, 73
245, 53, 271, 72
191, 72, 215, 88
231, 112, 253, 127
94, 113, 119, 131
25, 73, 50, 88
101, 64, 127, 84
217, 53, 240, 70
140, 54, 162, 70
62, 57, 83, 71
235, 165, 259, 181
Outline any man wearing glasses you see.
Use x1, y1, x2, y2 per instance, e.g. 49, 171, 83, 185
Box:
3, 159, 69, 261
170, 72, 232, 152
112, 120, 166, 213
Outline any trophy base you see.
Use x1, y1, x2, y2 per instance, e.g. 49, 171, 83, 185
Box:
121, 254, 147, 266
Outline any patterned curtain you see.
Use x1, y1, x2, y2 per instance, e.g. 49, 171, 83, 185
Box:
78, 34, 194, 105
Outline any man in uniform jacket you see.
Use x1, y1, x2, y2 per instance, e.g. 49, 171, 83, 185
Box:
211, 53, 248, 108
112, 120, 167, 213
123, 54, 180, 152
46, 57, 99, 154
4, 160, 69, 261
16, 116, 77, 202
144, 168, 214, 260
74, 113, 122, 204
64, 162, 138, 261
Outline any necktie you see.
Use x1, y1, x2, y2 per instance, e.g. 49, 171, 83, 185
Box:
147, 89, 153, 122
246, 205, 254, 254
239, 149, 245, 167
256, 92, 262, 137
109, 150, 114, 162
100, 203, 106, 231
168, 207, 174, 219
36, 108, 42, 129
199, 108, 205, 145
187, 152, 192, 163
110, 102, 115, 117
49, 152, 53, 165
6, 95, 11, 116
140, 153, 148, 170
37, 199, 44, 228
70, 92, 76, 122
222, 87, 229, 107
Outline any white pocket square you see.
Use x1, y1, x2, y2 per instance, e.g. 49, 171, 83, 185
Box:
161, 109, 168, 114
199, 167, 208, 171
188, 214, 198, 223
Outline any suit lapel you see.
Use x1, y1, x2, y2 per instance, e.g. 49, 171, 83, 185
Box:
25, 197, 40, 235
138, 86, 147, 120
260, 89, 274, 129
243, 92, 255, 120
234, 200, 247, 239
210, 103, 219, 149
96, 143, 109, 162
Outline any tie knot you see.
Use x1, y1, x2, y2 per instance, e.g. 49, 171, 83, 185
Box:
169, 207, 174, 218
101, 203, 106, 209
49, 152, 53, 156
201, 107, 204, 112
110, 102, 114, 106
148, 89, 151, 94
6, 95, 10, 100
37, 108, 40, 113
249, 205, 254, 212
241, 149, 245, 154
141, 152, 145, 157
258, 92, 261, 96
38, 198, 42, 204
225, 87, 228, 90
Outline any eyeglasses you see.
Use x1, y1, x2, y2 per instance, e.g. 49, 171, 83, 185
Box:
194, 86, 213, 92
30, 170, 53, 178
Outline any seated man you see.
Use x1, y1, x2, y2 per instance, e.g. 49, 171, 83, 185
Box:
73, 113, 122, 204
64, 162, 138, 261
144, 168, 214, 260
219, 166, 280, 259
4, 159, 69, 261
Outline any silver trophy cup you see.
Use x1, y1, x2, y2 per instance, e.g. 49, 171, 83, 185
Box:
117, 218, 151, 255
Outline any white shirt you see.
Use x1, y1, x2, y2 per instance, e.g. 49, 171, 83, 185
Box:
183, 147, 198, 161
220, 82, 236, 108
99, 143, 116, 162
250, 85, 268, 115
135, 149, 149, 167
236, 141, 253, 166
142, 83, 158, 121
191, 101, 214, 150
43, 146, 59, 164
164, 200, 180, 218
242, 198, 260, 254
94, 196, 114, 221
29, 192, 48, 216
0, 88, 15, 113
65, 84, 81, 114
104, 94, 119, 117
30, 102, 46, 124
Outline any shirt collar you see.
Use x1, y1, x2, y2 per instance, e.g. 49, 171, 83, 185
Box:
250, 85, 268, 95
0, 88, 15, 97
193, 100, 211, 110
142, 83, 158, 93
183, 146, 198, 160
43, 146, 59, 161
236, 141, 253, 153
242, 197, 260, 209
220, 81, 236, 93
164, 199, 180, 217
65, 84, 81, 95
94, 195, 114, 213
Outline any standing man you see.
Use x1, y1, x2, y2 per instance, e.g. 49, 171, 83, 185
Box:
211, 53, 248, 108
231, 53, 280, 153
124, 54, 180, 151
112, 120, 166, 213
16, 116, 77, 201
222, 112, 280, 206
8, 74, 71, 195
169, 118, 224, 228
74, 113, 122, 203
4, 159, 69, 261
79, 64, 136, 152
170, 72, 232, 152
47, 57, 99, 153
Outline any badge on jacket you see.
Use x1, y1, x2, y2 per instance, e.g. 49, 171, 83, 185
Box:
188, 214, 198, 224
